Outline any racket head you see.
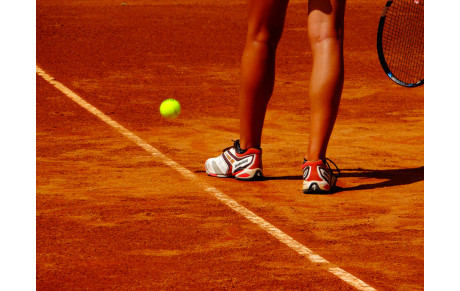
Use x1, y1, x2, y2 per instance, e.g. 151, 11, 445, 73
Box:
377, 0, 424, 87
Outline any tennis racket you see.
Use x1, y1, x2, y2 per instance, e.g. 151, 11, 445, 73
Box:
377, 0, 424, 87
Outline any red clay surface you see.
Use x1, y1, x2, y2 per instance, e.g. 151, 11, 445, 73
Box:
37, 0, 424, 290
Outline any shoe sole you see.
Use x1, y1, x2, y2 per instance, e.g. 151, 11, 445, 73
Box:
303, 183, 331, 194
235, 170, 263, 181
207, 169, 263, 181
303, 175, 337, 194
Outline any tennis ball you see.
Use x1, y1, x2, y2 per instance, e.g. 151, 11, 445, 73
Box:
159, 99, 181, 119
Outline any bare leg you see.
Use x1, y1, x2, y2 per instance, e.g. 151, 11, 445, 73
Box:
305, 0, 346, 161
239, 0, 289, 150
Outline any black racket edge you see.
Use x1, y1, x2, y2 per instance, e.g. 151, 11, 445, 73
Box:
376, 0, 424, 88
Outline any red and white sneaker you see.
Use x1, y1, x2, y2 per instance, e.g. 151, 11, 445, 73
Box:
302, 158, 340, 194
205, 140, 263, 181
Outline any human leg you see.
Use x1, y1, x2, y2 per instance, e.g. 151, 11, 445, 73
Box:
205, 0, 289, 180
239, 0, 289, 150
305, 0, 346, 161
302, 0, 345, 193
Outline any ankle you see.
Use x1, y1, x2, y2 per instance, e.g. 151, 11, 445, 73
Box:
304, 155, 323, 162
239, 139, 261, 151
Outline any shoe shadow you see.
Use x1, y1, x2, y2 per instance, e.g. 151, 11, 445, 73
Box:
263, 175, 301, 181
264, 166, 424, 194
196, 166, 424, 193
335, 166, 424, 193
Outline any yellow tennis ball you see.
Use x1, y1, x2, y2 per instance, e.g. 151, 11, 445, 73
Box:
159, 99, 181, 119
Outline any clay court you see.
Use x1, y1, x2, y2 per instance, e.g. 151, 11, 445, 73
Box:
36, 0, 423, 289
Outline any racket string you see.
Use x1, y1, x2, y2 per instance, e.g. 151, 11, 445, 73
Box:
381, 0, 423, 85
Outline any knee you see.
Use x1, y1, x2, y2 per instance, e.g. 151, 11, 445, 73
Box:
247, 24, 284, 50
307, 0, 346, 45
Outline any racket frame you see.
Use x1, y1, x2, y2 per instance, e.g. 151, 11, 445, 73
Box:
377, 0, 424, 87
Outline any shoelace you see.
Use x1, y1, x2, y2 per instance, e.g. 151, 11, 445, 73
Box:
226, 140, 258, 155
323, 158, 341, 179
222, 140, 241, 153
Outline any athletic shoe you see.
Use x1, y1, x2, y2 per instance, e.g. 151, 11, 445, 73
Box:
205, 140, 263, 181
302, 158, 340, 194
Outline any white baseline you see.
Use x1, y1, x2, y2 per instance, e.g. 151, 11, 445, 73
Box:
36, 65, 377, 291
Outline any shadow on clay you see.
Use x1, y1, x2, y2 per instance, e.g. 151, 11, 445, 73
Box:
195, 166, 424, 194
334, 166, 424, 193
265, 166, 425, 194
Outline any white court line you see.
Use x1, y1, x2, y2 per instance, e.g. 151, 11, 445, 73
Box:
36, 65, 377, 291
